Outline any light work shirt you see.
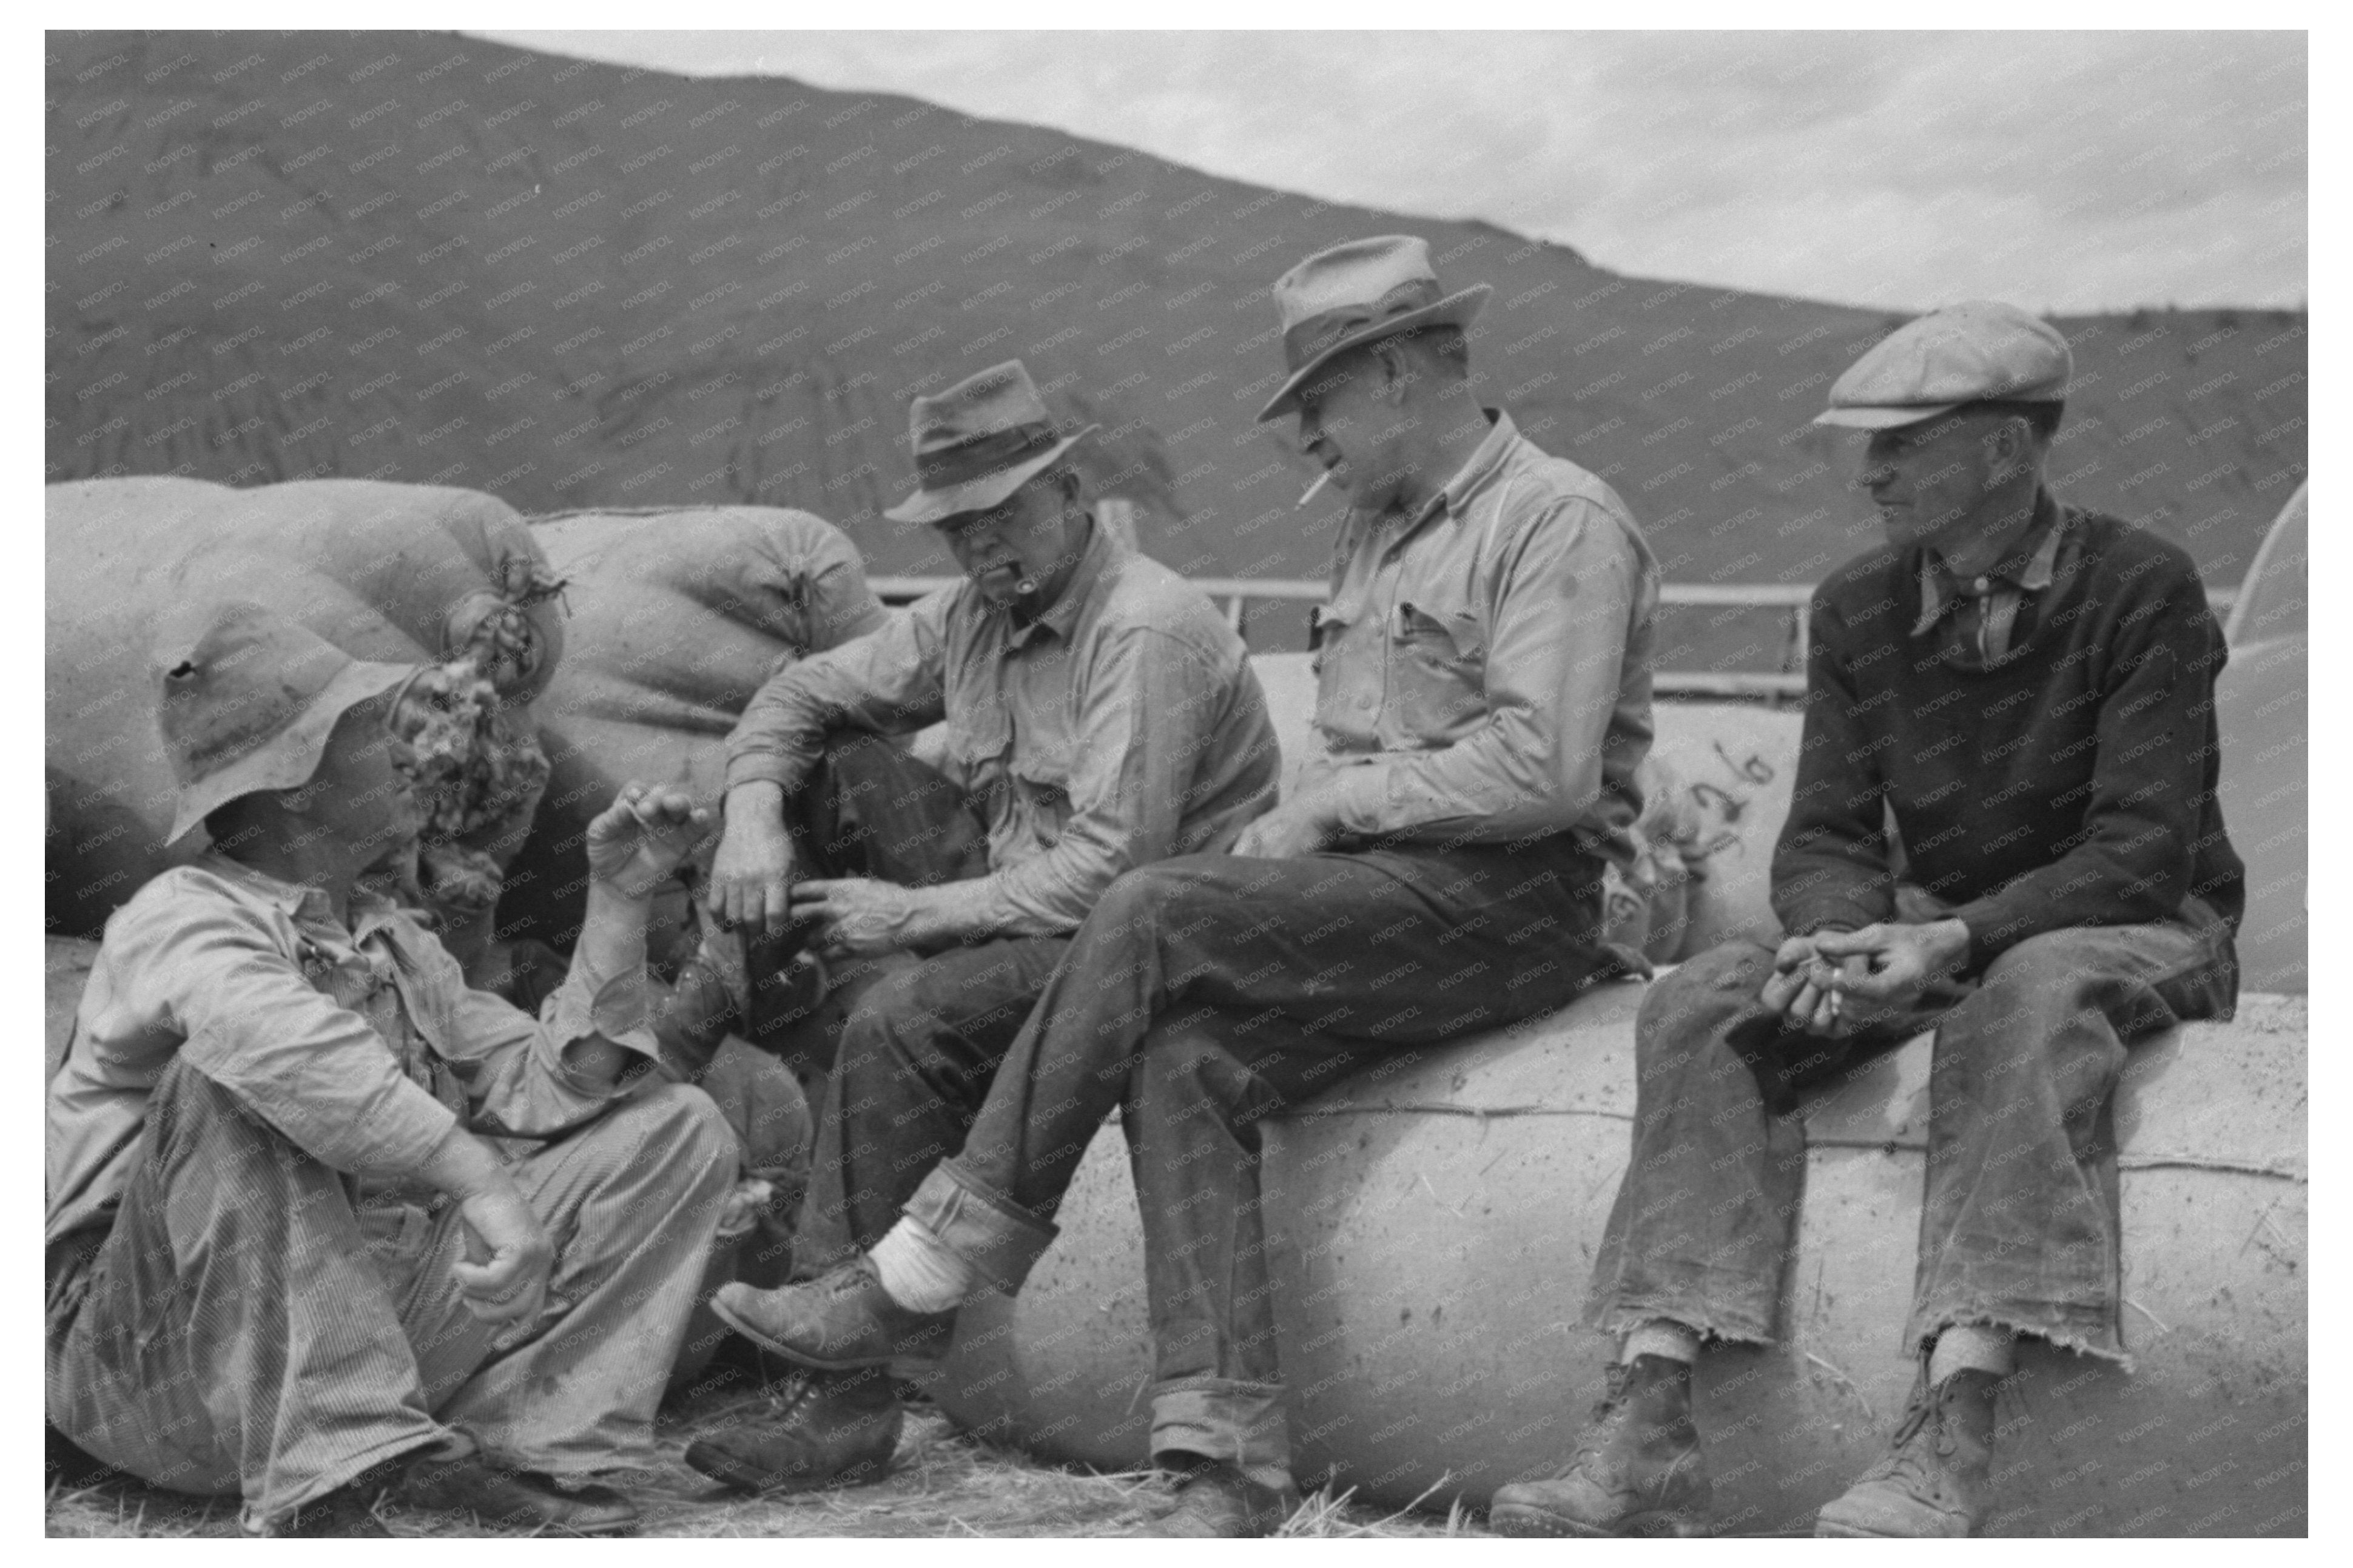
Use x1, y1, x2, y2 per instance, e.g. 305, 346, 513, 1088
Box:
1301, 408, 1661, 867
725, 523, 1280, 936
47, 855, 658, 1251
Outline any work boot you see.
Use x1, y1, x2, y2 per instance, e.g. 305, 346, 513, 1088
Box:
1137, 1459, 1301, 1538
1814, 1362, 1998, 1537
684, 1366, 903, 1494
712, 1256, 956, 1370
394, 1452, 639, 1536
1488, 1355, 1711, 1537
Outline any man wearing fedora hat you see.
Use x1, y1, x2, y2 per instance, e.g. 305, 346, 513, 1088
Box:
45, 601, 736, 1536
709, 237, 1663, 1534
689, 358, 1279, 1496
1491, 301, 2243, 1538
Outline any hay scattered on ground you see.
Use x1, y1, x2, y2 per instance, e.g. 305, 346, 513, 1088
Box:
46, 1375, 1475, 1539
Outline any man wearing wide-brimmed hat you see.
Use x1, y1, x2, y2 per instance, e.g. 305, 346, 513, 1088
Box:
711, 238, 1663, 1533
1492, 301, 2244, 1538
45, 601, 733, 1536
692, 358, 1279, 1495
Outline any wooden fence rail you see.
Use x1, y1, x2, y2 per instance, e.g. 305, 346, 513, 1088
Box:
867, 575, 2237, 704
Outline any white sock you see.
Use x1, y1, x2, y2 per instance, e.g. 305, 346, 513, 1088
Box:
868, 1216, 977, 1313
1621, 1319, 1702, 1365
1928, 1324, 2015, 1382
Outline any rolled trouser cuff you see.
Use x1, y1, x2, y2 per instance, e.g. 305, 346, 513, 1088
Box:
905, 1160, 1059, 1296
1150, 1376, 1293, 1492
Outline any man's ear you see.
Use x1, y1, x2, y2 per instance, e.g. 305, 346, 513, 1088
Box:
1991, 415, 2039, 479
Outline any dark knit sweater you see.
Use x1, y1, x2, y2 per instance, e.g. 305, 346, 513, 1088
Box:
1772, 502, 2246, 966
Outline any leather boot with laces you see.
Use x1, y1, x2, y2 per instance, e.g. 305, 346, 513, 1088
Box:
1136, 1459, 1301, 1538
1814, 1363, 1998, 1537
1489, 1354, 1711, 1537
712, 1257, 956, 1370
684, 1365, 903, 1494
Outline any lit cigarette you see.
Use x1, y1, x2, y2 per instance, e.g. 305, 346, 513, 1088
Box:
1296, 471, 1333, 509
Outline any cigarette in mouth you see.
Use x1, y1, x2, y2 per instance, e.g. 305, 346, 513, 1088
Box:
1296, 471, 1333, 509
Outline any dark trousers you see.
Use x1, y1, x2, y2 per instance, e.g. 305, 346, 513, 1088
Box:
773, 735, 1074, 1277
47, 1059, 735, 1531
904, 838, 1632, 1483
1584, 889, 2238, 1359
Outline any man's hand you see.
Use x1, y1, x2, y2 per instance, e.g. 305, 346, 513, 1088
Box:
789, 877, 919, 956
1810, 919, 1971, 1011
451, 1177, 556, 1328
1757, 933, 1858, 1037
1231, 795, 1343, 861
585, 784, 712, 901
710, 783, 799, 937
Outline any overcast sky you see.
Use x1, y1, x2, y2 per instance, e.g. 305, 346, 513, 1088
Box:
479, 29, 2306, 314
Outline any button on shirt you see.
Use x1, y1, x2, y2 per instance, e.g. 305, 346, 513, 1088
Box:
1911, 490, 2075, 667
725, 523, 1281, 936
1301, 409, 1661, 867
47, 856, 659, 1253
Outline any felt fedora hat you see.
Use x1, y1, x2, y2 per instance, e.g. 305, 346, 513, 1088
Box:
1254, 235, 1492, 423
157, 601, 417, 844
1815, 300, 2072, 430
883, 359, 1099, 525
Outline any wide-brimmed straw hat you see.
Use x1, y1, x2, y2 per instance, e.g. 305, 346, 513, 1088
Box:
157, 601, 415, 844
1254, 235, 1492, 423
883, 359, 1099, 525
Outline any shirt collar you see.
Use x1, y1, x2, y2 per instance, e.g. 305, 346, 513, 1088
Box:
197, 850, 403, 939
1911, 490, 2065, 636
1413, 408, 1517, 526
199, 850, 331, 918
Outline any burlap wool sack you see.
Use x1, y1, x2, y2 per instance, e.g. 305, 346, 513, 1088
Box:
497, 505, 887, 951
46, 476, 564, 941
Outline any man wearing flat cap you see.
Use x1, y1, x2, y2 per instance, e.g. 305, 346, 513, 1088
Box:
690, 358, 1280, 1495
712, 237, 1662, 1533
46, 602, 729, 1536
1490, 301, 2244, 1538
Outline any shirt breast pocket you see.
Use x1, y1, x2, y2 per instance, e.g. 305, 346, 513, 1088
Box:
1010, 755, 1074, 847
1394, 601, 1488, 742
944, 695, 1012, 770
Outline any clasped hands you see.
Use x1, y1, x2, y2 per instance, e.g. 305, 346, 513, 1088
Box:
1230, 788, 1345, 860
1757, 917, 1970, 1036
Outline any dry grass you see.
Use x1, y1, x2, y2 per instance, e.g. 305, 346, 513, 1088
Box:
45, 1375, 1475, 1540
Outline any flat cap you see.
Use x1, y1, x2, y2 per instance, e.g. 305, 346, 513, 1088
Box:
1815, 300, 2071, 430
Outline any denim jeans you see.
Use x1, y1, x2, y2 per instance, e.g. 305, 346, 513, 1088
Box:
773, 733, 1071, 1278
1583, 889, 2238, 1360
904, 836, 1634, 1486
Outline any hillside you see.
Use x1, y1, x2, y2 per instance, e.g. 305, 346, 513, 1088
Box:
47, 30, 2306, 666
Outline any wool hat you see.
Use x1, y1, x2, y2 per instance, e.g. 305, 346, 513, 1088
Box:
883, 359, 1099, 525
1254, 235, 1492, 423
156, 601, 416, 844
1815, 300, 2072, 430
